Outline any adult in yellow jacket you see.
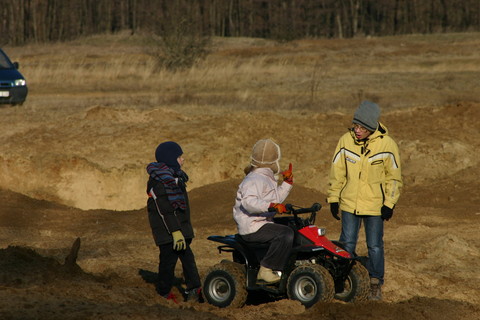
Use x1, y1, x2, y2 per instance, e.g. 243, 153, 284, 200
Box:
327, 101, 402, 301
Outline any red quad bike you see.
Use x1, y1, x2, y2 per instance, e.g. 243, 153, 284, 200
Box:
202, 203, 370, 308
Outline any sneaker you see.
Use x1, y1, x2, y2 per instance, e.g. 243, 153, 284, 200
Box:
163, 292, 179, 304
185, 287, 202, 302
256, 266, 281, 284
369, 278, 382, 301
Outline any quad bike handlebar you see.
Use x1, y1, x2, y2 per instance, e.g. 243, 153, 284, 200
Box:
281, 203, 322, 227
285, 203, 322, 215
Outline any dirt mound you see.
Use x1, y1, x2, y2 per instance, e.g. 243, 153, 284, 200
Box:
308, 298, 480, 320
189, 179, 327, 230
0, 179, 479, 319
0, 244, 90, 287
1, 102, 479, 212
424, 233, 479, 264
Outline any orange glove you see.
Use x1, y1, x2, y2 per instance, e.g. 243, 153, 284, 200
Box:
281, 163, 293, 185
269, 203, 287, 214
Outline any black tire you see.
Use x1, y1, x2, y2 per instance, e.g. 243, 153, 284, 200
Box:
203, 262, 247, 308
334, 262, 370, 302
287, 264, 335, 308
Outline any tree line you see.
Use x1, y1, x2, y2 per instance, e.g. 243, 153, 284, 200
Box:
1, 0, 479, 45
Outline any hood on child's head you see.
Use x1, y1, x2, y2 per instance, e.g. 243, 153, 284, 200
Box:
155, 141, 183, 170
250, 138, 281, 174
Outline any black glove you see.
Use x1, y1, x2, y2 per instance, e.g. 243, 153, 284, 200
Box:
330, 202, 340, 221
381, 205, 393, 221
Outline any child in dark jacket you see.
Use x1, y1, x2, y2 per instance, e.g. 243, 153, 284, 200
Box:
146, 141, 201, 303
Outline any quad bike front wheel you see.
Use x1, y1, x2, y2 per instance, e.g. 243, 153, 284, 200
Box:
334, 262, 370, 302
203, 261, 247, 308
287, 264, 335, 308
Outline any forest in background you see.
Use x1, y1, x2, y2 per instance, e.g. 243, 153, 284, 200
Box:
1, 0, 480, 45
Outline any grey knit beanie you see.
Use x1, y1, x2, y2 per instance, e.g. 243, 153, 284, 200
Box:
353, 101, 380, 132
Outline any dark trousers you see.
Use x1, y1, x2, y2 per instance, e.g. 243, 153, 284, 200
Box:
241, 223, 294, 271
157, 238, 201, 296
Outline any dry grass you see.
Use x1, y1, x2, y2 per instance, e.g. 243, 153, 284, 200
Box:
5, 32, 480, 112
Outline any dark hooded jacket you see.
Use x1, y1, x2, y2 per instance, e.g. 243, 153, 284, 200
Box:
146, 176, 194, 246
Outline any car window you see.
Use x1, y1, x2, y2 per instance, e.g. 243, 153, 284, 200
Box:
0, 51, 13, 69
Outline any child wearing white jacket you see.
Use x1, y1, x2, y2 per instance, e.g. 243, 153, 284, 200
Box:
233, 138, 294, 284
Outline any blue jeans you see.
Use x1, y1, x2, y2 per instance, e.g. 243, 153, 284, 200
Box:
339, 211, 384, 283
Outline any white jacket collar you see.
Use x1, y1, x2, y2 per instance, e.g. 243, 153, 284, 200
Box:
252, 167, 275, 179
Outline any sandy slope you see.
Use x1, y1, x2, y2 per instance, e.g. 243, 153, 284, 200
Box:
0, 175, 479, 319
1, 101, 480, 320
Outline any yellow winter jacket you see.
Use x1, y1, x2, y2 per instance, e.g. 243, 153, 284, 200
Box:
327, 122, 402, 216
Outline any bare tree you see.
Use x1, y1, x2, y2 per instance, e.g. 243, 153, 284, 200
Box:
1, 0, 480, 45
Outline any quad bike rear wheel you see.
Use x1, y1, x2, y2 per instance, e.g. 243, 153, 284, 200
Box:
203, 261, 247, 308
287, 264, 335, 308
334, 262, 370, 302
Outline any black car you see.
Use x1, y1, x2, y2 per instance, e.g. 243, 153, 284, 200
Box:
0, 48, 28, 105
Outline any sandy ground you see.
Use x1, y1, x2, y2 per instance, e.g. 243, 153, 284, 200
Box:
1, 35, 480, 319
0, 101, 479, 319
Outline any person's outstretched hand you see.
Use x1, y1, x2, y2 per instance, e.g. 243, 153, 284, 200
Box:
281, 163, 293, 185
269, 203, 287, 214
330, 202, 340, 220
381, 205, 394, 221
172, 230, 186, 251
